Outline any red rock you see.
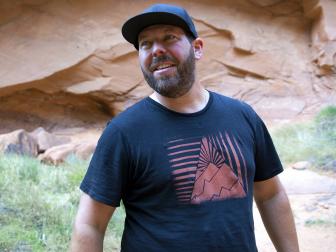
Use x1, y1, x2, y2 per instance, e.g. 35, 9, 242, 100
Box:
291, 161, 311, 170
38, 143, 76, 165
0, 129, 38, 156
39, 141, 97, 164
75, 142, 96, 160
0, 0, 335, 132
29, 127, 71, 153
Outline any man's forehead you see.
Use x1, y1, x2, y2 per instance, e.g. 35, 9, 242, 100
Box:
138, 25, 185, 39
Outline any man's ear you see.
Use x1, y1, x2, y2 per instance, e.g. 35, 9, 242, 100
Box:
193, 38, 203, 60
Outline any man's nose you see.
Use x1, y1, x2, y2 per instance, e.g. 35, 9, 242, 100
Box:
152, 41, 166, 57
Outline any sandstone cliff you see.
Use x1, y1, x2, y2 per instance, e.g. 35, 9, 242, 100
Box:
0, 0, 335, 133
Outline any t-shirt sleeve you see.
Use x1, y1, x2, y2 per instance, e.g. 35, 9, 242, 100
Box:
243, 103, 283, 181
80, 121, 129, 207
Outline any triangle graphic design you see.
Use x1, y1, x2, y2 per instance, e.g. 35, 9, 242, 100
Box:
190, 136, 246, 204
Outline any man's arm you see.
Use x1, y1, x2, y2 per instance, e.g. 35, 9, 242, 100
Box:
254, 176, 299, 252
70, 193, 116, 252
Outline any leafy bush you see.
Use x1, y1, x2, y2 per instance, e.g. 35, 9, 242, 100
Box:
315, 106, 336, 141
272, 106, 336, 172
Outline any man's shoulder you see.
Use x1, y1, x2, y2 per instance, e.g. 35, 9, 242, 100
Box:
105, 98, 149, 129
119, 98, 148, 116
211, 91, 254, 112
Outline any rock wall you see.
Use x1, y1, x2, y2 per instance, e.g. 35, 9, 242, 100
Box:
0, 0, 335, 133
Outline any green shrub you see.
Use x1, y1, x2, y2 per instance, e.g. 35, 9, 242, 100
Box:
314, 106, 336, 142
272, 106, 336, 172
0, 154, 125, 251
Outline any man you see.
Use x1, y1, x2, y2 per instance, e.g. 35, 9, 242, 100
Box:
70, 3, 299, 252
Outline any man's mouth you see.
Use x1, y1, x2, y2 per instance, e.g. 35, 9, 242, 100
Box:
152, 64, 176, 76
155, 63, 175, 71
150, 61, 176, 73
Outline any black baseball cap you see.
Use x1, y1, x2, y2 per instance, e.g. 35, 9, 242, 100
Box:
121, 4, 198, 50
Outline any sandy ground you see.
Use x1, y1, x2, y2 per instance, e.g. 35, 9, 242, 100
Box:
255, 169, 336, 252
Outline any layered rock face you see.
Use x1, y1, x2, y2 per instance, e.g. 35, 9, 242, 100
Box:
0, 0, 335, 135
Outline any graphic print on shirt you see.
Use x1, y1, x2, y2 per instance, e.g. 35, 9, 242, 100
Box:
167, 132, 248, 204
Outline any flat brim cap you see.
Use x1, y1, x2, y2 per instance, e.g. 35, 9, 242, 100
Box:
121, 4, 198, 50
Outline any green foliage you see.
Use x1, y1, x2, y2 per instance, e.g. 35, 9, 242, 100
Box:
272, 106, 336, 172
0, 154, 125, 251
315, 105, 336, 122
305, 217, 336, 227
314, 106, 336, 142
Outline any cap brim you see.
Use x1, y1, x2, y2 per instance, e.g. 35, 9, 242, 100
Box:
122, 12, 195, 50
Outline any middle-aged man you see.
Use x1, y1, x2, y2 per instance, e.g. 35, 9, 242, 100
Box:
70, 3, 300, 252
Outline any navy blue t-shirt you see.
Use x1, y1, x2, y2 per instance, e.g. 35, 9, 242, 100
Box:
80, 91, 283, 252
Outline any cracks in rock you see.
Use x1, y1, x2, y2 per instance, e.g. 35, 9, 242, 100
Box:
88, 95, 114, 116
93, 49, 137, 65
320, 79, 335, 91
239, 88, 262, 104
88, 79, 144, 109
246, 0, 303, 17
115, 79, 144, 99
295, 101, 308, 116
214, 59, 269, 80
192, 17, 234, 40
246, 0, 282, 8
199, 71, 228, 85
312, 76, 336, 100
313, 76, 336, 93
234, 46, 255, 54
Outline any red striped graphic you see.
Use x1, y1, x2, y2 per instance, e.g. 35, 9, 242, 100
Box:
166, 132, 247, 204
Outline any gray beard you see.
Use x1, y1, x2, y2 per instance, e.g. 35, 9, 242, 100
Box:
141, 47, 195, 98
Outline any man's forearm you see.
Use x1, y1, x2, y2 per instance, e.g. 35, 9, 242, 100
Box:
70, 223, 104, 252
256, 190, 299, 252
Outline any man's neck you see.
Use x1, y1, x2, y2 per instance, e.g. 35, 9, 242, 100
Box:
149, 83, 209, 114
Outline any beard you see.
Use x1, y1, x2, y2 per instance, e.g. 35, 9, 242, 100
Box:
141, 46, 195, 98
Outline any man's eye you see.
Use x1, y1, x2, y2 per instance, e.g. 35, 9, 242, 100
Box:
139, 41, 151, 49
165, 34, 177, 41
